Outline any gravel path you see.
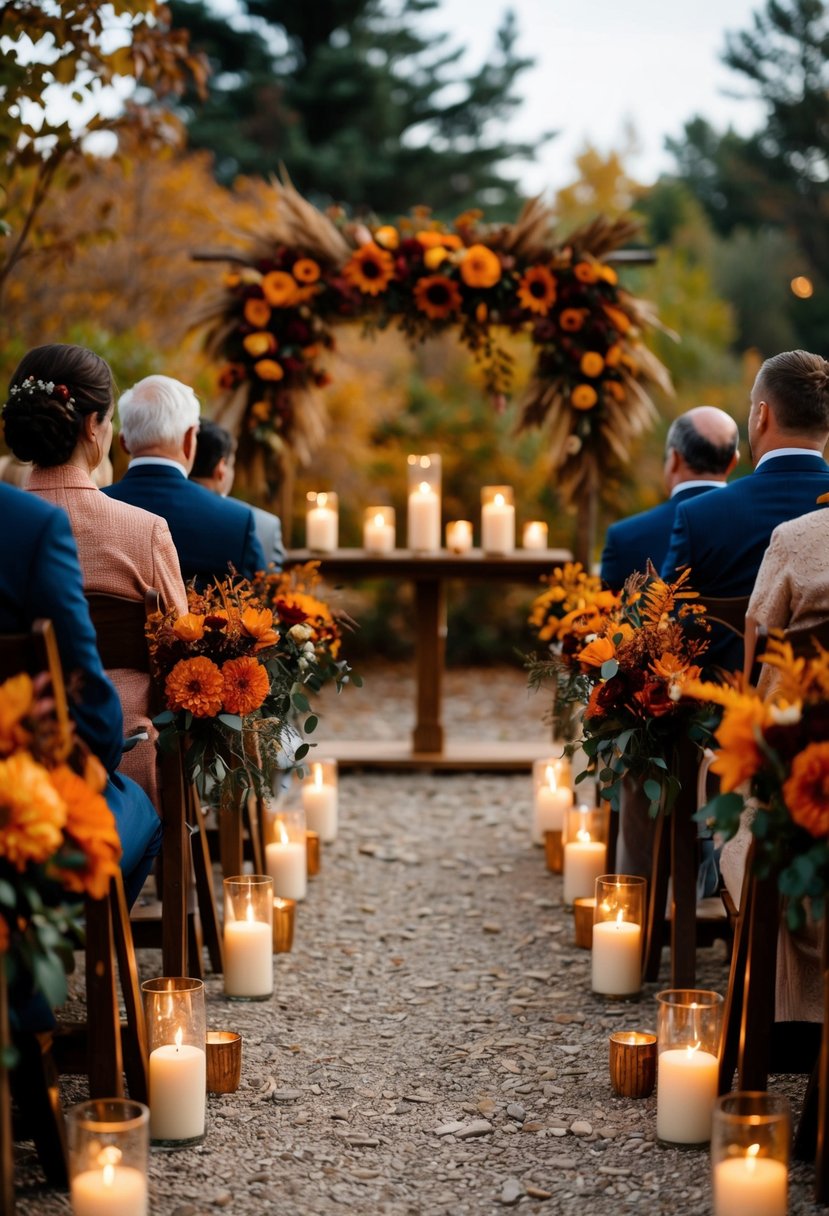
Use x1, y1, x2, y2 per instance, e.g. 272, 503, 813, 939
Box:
12, 664, 816, 1214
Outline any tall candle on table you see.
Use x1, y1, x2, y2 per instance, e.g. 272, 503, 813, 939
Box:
532, 763, 573, 843
148, 1027, 206, 1143
657, 1041, 719, 1143
591, 911, 642, 995
713, 1145, 787, 1216
266, 819, 307, 901
71, 1149, 147, 1216
306, 492, 338, 551
562, 809, 606, 904
302, 763, 338, 842
224, 898, 273, 999
481, 490, 515, 554
408, 481, 440, 551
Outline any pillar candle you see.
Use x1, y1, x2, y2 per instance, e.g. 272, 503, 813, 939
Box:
591, 915, 642, 995
302, 766, 338, 842
266, 826, 308, 901
407, 482, 440, 551
148, 1030, 206, 1143
363, 511, 395, 553
224, 917, 273, 998
446, 520, 472, 553
522, 520, 548, 550
532, 765, 574, 843
306, 502, 338, 551
481, 492, 515, 553
562, 836, 606, 904
713, 1152, 788, 1216
656, 1045, 719, 1143
71, 1164, 148, 1216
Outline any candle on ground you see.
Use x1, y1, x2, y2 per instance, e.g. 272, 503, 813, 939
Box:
306, 494, 338, 551
657, 1043, 719, 1143
713, 1146, 788, 1216
266, 820, 307, 901
148, 1027, 206, 1143
408, 481, 440, 551
363, 510, 395, 553
591, 912, 642, 995
224, 898, 273, 998
481, 491, 515, 553
302, 763, 338, 842
532, 763, 573, 843
71, 1156, 147, 1216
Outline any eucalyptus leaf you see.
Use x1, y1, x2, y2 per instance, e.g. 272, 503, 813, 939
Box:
218, 713, 243, 731
600, 659, 619, 681
304, 715, 319, 734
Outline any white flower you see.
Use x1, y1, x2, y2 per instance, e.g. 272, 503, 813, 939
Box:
565, 434, 582, 455
298, 657, 309, 672
769, 700, 802, 726
302, 641, 316, 656
288, 623, 313, 642
583, 632, 598, 644
668, 681, 682, 702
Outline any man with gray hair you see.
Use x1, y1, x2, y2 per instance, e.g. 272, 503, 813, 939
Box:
104, 374, 265, 586
601, 405, 740, 591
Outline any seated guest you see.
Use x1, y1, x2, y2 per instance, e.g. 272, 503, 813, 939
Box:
661, 349, 829, 672
2, 344, 187, 806
0, 452, 31, 487
601, 407, 738, 591
190, 419, 285, 569
0, 482, 161, 908
104, 375, 266, 585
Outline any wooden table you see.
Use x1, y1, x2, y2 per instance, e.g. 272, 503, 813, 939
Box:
288, 548, 571, 769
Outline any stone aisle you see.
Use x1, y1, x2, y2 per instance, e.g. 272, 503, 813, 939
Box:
12, 665, 815, 1215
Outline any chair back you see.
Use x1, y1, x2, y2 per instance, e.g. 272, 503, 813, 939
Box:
0, 618, 69, 732
697, 595, 750, 639
783, 617, 829, 658
85, 589, 160, 676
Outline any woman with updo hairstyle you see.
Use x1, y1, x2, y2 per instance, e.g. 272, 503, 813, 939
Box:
2, 343, 187, 813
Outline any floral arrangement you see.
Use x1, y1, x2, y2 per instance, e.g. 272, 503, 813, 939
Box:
683, 637, 829, 927
0, 672, 122, 1006
195, 181, 670, 506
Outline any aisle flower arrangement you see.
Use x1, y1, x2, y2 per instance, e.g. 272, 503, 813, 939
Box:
684, 637, 829, 928
0, 672, 121, 1005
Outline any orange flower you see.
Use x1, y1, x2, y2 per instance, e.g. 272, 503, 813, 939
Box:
459, 244, 501, 288
559, 308, 587, 332
342, 243, 395, 295
374, 226, 400, 251
571, 385, 598, 411
173, 613, 206, 643
240, 607, 280, 650
605, 344, 622, 367
605, 382, 626, 403
49, 764, 121, 900
424, 246, 450, 270
580, 351, 605, 377
651, 653, 688, 680
603, 304, 632, 334
574, 261, 599, 284
413, 274, 463, 320
599, 263, 619, 285
218, 363, 246, 391
254, 359, 285, 382
784, 742, 829, 837
221, 657, 270, 716
293, 258, 321, 283
578, 636, 616, 668
416, 231, 462, 250
475, 302, 488, 324
243, 331, 277, 358
250, 400, 271, 422
244, 298, 272, 327
517, 266, 557, 315
710, 699, 768, 793
262, 271, 299, 307
0, 751, 66, 870
165, 657, 224, 718
0, 672, 34, 756
223, 271, 241, 289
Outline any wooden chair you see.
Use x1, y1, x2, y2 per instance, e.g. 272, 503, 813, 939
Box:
85, 591, 223, 977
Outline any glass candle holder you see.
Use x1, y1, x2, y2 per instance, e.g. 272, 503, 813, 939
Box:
544, 829, 564, 874
480, 485, 515, 554
67, 1098, 149, 1216
306, 830, 321, 876
407, 453, 441, 551
562, 803, 608, 904
273, 896, 296, 953
711, 1093, 790, 1216
265, 805, 307, 901
532, 756, 574, 845
445, 519, 473, 554
656, 988, 724, 1145
573, 896, 596, 948
301, 758, 338, 842
592, 875, 646, 998
141, 978, 206, 1149
522, 520, 548, 550
609, 1031, 657, 1098
206, 1031, 242, 1094
306, 491, 339, 552
363, 506, 395, 553
223, 875, 273, 1001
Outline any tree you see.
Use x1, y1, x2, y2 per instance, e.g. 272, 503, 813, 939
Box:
169, 0, 548, 217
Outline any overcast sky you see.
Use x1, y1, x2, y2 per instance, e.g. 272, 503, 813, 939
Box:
424, 0, 767, 192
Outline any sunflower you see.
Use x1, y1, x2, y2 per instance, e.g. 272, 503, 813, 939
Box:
243, 332, 277, 358
0, 672, 34, 756
49, 764, 121, 899
459, 244, 501, 289
292, 258, 321, 283
784, 742, 829, 837
165, 656, 224, 718
574, 261, 599, 284
559, 308, 587, 333
342, 242, 395, 295
516, 266, 557, 315
0, 751, 66, 870
413, 275, 463, 320
244, 298, 272, 327
262, 271, 299, 307
571, 385, 598, 411
580, 351, 605, 377
173, 613, 206, 643
222, 657, 270, 716
254, 359, 285, 382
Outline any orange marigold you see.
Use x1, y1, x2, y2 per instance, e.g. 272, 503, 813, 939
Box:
173, 613, 206, 643
0, 751, 66, 870
244, 298, 272, 327
578, 636, 616, 668
166, 657, 224, 718
580, 351, 605, 377
784, 742, 829, 837
342, 243, 395, 295
254, 359, 285, 382
574, 261, 599, 284
559, 308, 587, 333
221, 657, 270, 716
517, 266, 557, 315
243, 331, 277, 358
293, 258, 321, 283
424, 246, 450, 270
49, 764, 121, 900
262, 271, 299, 307
571, 385, 598, 411
460, 244, 501, 289
413, 274, 463, 320
0, 672, 34, 756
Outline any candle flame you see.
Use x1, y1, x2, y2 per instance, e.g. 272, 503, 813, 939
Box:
102, 1163, 115, 1188
494, 492, 505, 507
615, 910, 625, 926
313, 763, 323, 789
317, 492, 328, 507
545, 764, 557, 792
175, 1026, 183, 1050
373, 512, 384, 527
98, 1146, 121, 1168
685, 1040, 700, 1058
246, 896, 255, 923
577, 827, 591, 843
745, 1142, 761, 1173
276, 818, 290, 845
418, 481, 430, 495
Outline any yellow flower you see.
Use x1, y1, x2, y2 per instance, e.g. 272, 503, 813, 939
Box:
599, 263, 618, 285
413, 275, 463, 320
373, 226, 400, 251
416, 231, 462, 251
424, 246, 450, 270
516, 266, 557, 315
262, 271, 299, 307
342, 243, 395, 295
243, 331, 277, 358
165, 657, 224, 718
459, 244, 501, 288
784, 742, 829, 837
254, 359, 285, 382
0, 672, 34, 756
0, 751, 66, 870
571, 384, 598, 411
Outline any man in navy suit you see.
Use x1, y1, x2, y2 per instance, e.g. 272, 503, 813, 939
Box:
661, 349, 829, 672
0, 484, 161, 908
601, 406, 739, 591
104, 375, 266, 586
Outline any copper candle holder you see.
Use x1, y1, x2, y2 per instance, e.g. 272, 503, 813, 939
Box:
609, 1031, 657, 1098
306, 830, 321, 877
544, 829, 563, 873
206, 1031, 242, 1094
573, 896, 596, 949
272, 897, 296, 953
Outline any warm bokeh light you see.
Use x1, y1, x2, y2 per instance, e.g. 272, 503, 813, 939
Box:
791, 275, 814, 299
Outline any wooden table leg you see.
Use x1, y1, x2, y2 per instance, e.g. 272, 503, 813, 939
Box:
412, 577, 445, 754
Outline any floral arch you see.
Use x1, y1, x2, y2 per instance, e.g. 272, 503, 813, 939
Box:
194, 180, 671, 558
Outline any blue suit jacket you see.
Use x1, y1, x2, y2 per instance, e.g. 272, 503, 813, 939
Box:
601, 484, 719, 591
661, 453, 829, 669
104, 464, 266, 586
